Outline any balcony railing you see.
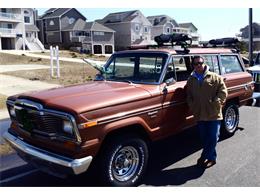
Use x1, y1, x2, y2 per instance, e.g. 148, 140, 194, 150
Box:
0, 12, 22, 21
0, 28, 18, 35
71, 36, 88, 42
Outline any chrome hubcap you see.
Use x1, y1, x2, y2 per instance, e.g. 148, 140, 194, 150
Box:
225, 107, 237, 132
112, 146, 139, 182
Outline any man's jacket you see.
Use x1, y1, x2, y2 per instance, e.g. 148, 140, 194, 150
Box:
186, 66, 228, 121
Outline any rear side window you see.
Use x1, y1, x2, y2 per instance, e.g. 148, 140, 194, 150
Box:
203, 55, 220, 74
220, 55, 243, 74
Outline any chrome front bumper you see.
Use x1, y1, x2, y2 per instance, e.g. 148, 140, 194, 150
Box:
3, 131, 92, 176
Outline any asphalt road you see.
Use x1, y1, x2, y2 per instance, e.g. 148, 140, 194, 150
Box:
0, 106, 259, 187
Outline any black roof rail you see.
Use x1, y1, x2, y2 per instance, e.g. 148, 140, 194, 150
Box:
128, 33, 193, 54
203, 37, 240, 53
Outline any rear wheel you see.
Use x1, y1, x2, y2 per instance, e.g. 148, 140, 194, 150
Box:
221, 103, 239, 137
98, 134, 149, 186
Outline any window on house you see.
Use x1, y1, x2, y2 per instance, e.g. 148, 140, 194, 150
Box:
84, 32, 91, 37
24, 10, 29, 15
7, 23, 13, 29
49, 20, 54, 26
166, 27, 170, 34
144, 26, 148, 33
1, 8, 7, 13
94, 31, 104, 36
135, 24, 139, 31
69, 18, 75, 24
24, 16, 30, 23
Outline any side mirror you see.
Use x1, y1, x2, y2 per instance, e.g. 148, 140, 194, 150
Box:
94, 73, 104, 81
165, 78, 176, 86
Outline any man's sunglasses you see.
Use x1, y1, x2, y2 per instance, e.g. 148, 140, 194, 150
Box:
193, 62, 204, 66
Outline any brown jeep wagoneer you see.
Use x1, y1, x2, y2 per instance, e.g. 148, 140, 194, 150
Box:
4, 35, 254, 186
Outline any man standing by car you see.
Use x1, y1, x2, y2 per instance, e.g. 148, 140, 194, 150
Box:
186, 56, 228, 168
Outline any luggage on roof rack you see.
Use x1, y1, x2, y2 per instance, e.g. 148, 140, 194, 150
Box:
209, 37, 239, 46
154, 33, 192, 47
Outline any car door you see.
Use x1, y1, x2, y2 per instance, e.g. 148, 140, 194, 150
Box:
159, 56, 191, 137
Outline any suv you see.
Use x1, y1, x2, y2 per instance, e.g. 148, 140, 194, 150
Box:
4, 37, 254, 186
247, 52, 260, 106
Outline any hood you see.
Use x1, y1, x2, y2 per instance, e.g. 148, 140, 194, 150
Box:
17, 81, 152, 114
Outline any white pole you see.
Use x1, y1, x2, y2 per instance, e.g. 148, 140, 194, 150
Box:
56, 45, 60, 78
50, 46, 54, 77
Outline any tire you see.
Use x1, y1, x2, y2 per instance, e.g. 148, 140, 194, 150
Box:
221, 103, 239, 137
98, 134, 149, 187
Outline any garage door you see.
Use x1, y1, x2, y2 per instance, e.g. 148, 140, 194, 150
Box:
105, 45, 113, 54
93, 45, 102, 54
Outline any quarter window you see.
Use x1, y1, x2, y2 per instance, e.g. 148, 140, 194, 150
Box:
220, 55, 243, 74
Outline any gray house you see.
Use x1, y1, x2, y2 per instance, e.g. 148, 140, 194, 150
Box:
62, 19, 115, 54
0, 8, 44, 50
98, 10, 153, 51
147, 15, 179, 40
239, 23, 260, 50
37, 8, 86, 47
178, 22, 200, 46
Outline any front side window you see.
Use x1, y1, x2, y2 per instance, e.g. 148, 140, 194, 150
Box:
220, 55, 243, 74
104, 53, 167, 84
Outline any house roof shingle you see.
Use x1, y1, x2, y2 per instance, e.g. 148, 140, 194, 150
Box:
25, 24, 40, 32
62, 18, 115, 32
147, 15, 179, 27
179, 22, 198, 30
99, 10, 139, 24
39, 8, 86, 21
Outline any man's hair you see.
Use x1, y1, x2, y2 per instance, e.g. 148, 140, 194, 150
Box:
192, 56, 204, 65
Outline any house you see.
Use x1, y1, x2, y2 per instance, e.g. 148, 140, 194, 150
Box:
37, 8, 114, 54
239, 23, 260, 51
37, 8, 86, 47
98, 10, 153, 51
62, 19, 115, 54
0, 8, 44, 50
147, 15, 179, 40
178, 22, 200, 46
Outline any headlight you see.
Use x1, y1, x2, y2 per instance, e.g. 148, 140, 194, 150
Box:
9, 106, 16, 117
63, 120, 73, 135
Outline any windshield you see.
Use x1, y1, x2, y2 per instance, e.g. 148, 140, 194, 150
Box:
103, 53, 168, 84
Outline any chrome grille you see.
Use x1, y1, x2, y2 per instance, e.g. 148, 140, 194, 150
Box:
12, 100, 76, 140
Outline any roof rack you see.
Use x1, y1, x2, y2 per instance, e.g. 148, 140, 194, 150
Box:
129, 33, 193, 54
203, 37, 240, 53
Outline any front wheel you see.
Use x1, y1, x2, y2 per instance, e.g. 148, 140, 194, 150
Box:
221, 103, 239, 137
99, 135, 149, 186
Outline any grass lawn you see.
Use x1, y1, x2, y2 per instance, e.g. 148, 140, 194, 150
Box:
0, 94, 7, 109
0, 53, 99, 86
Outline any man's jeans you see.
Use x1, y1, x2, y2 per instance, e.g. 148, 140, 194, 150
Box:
197, 120, 221, 161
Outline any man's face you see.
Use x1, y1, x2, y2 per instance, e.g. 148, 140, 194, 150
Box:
193, 57, 205, 73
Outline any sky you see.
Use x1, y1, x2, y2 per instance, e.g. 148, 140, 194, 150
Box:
37, 8, 260, 41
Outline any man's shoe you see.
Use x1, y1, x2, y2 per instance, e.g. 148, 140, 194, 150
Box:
197, 157, 207, 167
203, 160, 216, 168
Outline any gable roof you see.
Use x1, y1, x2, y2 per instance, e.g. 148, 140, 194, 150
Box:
99, 10, 139, 24
62, 18, 115, 32
179, 22, 198, 30
39, 8, 86, 21
147, 15, 179, 27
